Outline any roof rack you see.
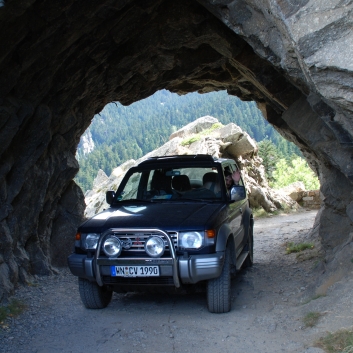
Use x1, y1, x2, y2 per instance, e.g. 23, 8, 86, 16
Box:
139, 154, 215, 165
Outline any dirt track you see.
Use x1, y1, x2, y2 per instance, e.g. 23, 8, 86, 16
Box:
1, 209, 352, 353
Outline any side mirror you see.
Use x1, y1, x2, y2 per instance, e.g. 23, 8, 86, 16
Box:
230, 185, 246, 201
106, 191, 115, 205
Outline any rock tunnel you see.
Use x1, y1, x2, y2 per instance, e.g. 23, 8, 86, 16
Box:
0, 0, 352, 300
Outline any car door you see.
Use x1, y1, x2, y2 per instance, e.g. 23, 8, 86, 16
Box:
226, 163, 247, 255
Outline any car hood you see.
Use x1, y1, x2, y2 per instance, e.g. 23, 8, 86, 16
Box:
80, 202, 224, 232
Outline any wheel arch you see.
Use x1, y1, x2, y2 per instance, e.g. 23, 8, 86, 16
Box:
215, 224, 236, 268
242, 206, 254, 235
215, 223, 232, 252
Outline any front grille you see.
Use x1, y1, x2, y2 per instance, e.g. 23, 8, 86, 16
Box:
108, 231, 178, 252
102, 276, 174, 286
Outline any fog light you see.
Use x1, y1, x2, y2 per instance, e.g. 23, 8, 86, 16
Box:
103, 236, 122, 257
144, 236, 165, 258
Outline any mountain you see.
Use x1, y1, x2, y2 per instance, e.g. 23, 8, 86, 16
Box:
76, 90, 300, 192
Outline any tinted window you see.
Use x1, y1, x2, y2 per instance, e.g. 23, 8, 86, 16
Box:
117, 166, 223, 201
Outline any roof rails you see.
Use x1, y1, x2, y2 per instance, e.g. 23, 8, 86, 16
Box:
139, 154, 215, 165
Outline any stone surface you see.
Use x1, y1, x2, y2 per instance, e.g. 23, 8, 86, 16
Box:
0, 0, 352, 299
300, 190, 321, 209
50, 181, 86, 267
92, 169, 109, 189
279, 181, 306, 202
169, 115, 219, 139
78, 129, 95, 156
85, 117, 297, 218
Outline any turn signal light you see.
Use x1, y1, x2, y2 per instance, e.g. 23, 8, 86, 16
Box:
206, 229, 215, 238
75, 232, 81, 241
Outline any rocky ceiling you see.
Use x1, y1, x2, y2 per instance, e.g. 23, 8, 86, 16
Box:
0, 0, 352, 300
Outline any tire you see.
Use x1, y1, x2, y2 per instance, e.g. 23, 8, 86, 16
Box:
207, 246, 231, 313
78, 277, 113, 309
243, 224, 254, 268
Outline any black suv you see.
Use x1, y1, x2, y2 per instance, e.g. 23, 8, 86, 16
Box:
68, 155, 254, 313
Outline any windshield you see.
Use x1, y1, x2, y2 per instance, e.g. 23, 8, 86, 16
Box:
116, 166, 224, 202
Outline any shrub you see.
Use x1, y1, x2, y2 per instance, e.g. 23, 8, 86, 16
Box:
271, 157, 320, 190
317, 329, 353, 353
0, 299, 27, 324
303, 311, 322, 328
286, 242, 314, 254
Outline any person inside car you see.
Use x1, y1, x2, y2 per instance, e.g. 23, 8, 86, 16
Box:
225, 170, 241, 189
225, 169, 245, 200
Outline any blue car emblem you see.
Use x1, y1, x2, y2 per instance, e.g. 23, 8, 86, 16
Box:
121, 238, 132, 249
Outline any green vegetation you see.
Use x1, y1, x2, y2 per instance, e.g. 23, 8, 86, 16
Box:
316, 329, 353, 353
252, 208, 270, 218
312, 294, 326, 300
75, 90, 301, 192
285, 242, 314, 254
181, 122, 224, 146
270, 157, 320, 190
0, 299, 26, 325
181, 136, 201, 146
303, 311, 322, 328
252, 205, 295, 219
302, 293, 326, 305
258, 139, 281, 182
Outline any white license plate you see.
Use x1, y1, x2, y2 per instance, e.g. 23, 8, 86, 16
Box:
111, 265, 160, 277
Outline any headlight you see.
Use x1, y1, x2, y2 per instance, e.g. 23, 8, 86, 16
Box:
103, 236, 122, 257
144, 236, 165, 258
179, 231, 203, 249
84, 233, 100, 250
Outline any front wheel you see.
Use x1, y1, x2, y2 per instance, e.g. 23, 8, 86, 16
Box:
207, 246, 232, 313
78, 277, 113, 309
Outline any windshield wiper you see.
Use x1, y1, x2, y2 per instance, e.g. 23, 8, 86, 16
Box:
117, 198, 148, 203
176, 198, 220, 203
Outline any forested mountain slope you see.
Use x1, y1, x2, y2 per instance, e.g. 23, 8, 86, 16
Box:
76, 90, 299, 191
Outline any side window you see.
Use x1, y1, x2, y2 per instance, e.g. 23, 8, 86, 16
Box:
230, 164, 243, 186
223, 164, 244, 194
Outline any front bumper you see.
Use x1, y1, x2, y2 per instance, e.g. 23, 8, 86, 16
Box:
68, 227, 225, 287
67, 251, 225, 286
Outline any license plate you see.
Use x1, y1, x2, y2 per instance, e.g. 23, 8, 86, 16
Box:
111, 265, 160, 277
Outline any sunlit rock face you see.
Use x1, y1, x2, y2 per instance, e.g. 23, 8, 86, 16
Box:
84, 116, 297, 218
0, 0, 352, 299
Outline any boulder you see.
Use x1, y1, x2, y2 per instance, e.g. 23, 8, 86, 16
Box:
169, 116, 218, 140
92, 169, 108, 189
85, 117, 298, 217
279, 182, 306, 202
218, 123, 258, 157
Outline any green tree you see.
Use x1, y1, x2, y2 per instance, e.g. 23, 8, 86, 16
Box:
258, 139, 280, 182
271, 157, 320, 190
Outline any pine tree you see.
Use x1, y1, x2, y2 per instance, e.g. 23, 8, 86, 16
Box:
258, 139, 280, 182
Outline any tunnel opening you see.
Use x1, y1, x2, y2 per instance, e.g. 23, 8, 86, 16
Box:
75, 89, 309, 194
0, 0, 352, 301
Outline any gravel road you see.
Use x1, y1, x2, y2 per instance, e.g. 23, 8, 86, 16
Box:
1, 209, 352, 353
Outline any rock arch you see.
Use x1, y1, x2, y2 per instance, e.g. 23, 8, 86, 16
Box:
0, 0, 352, 299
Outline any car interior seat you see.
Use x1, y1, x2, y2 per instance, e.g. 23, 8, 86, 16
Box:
172, 175, 192, 192
203, 172, 221, 195
150, 170, 172, 195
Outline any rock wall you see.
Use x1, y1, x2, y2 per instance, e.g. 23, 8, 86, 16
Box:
300, 190, 321, 209
199, 0, 353, 258
0, 0, 352, 299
